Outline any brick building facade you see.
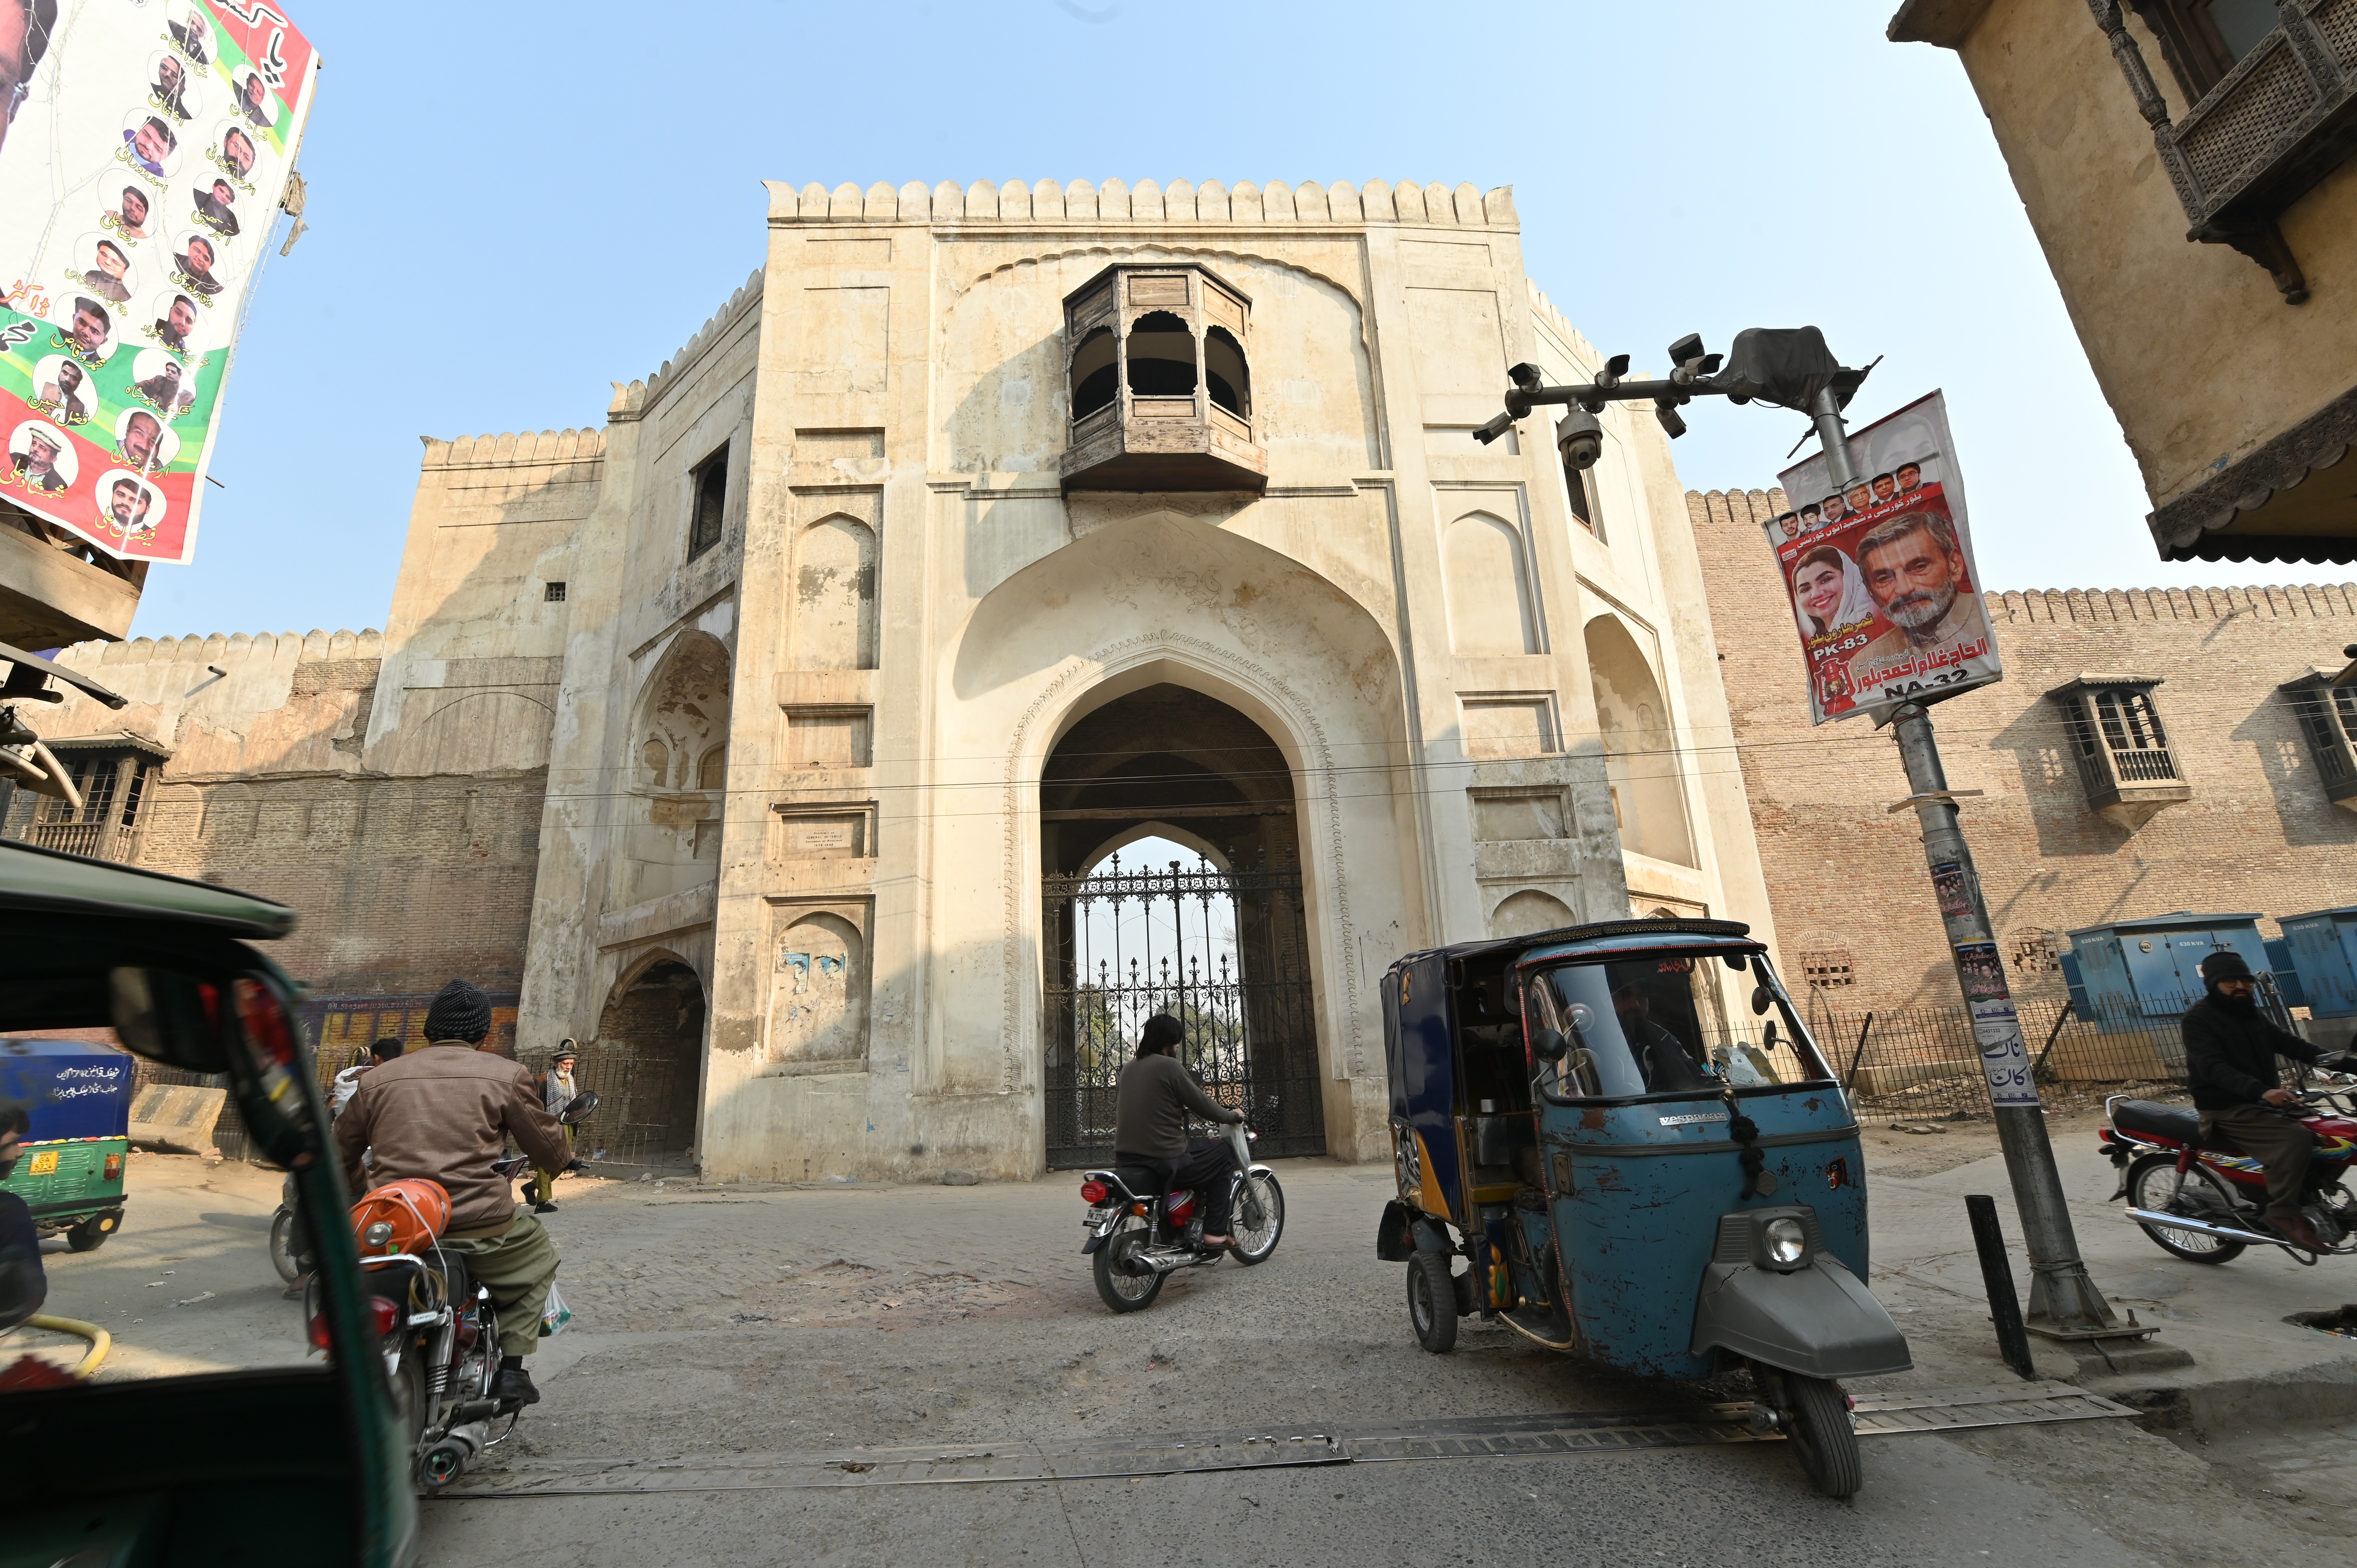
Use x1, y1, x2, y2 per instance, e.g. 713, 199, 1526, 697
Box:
1689, 486, 2357, 1021
1, 629, 546, 1054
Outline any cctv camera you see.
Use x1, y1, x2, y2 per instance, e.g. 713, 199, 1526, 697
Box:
1556, 408, 1603, 471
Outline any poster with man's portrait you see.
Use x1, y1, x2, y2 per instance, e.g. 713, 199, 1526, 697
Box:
1766, 390, 2003, 724
0, 0, 319, 566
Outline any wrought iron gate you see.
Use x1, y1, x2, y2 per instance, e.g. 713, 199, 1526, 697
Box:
1043, 853, 1326, 1167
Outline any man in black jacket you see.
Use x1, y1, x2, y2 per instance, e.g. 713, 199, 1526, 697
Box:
2184, 950, 2328, 1250
1112, 1014, 1246, 1247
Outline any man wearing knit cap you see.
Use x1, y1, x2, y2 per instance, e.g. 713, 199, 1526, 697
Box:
336, 977, 572, 1407
2184, 950, 2334, 1252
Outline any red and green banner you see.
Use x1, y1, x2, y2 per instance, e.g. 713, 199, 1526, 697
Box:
0, 1, 320, 565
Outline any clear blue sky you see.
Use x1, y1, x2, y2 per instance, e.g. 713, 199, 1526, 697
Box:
133, 0, 2259, 641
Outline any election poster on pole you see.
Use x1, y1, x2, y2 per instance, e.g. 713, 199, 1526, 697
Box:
0, 1, 320, 566
1765, 390, 2002, 723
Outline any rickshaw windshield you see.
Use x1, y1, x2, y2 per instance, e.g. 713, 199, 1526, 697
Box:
1526, 950, 1834, 1099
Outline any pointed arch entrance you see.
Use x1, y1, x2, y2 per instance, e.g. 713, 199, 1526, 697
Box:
1040, 683, 1324, 1167
590, 956, 707, 1165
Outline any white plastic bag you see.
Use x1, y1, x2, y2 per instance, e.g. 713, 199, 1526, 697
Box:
540, 1280, 572, 1338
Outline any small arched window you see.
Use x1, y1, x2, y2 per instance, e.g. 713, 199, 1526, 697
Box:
641, 737, 670, 788
1203, 326, 1248, 417
1125, 311, 1196, 397
698, 745, 727, 791
1070, 326, 1117, 419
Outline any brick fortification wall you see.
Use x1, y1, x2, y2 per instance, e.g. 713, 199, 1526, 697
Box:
137, 773, 544, 999
11, 630, 546, 1051
1689, 487, 2357, 1013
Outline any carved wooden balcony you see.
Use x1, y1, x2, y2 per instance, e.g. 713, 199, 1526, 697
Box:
1060, 264, 1265, 493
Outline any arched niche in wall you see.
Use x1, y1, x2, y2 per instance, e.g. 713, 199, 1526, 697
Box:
1444, 510, 1539, 657
796, 514, 878, 670
1582, 613, 1694, 868
1491, 888, 1574, 938
615, 630, 733, 907
765, 909, 868, 1070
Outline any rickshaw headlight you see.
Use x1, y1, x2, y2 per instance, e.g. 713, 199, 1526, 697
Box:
1764, 1217, 1808, 1267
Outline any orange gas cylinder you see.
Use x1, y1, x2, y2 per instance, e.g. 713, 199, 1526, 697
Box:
350, 1178, 451, 1255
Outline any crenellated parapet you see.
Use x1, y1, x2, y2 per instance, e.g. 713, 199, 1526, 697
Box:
420, 429, 607, 470
55, 627, 384, 669
763, 178, 1517, 230
612, 268, 765, 424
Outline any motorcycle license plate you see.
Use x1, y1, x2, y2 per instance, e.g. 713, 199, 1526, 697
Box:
28, 1151, 58, 1176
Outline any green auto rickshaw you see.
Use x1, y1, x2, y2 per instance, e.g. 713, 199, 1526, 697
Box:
0, 1037, 134, 1253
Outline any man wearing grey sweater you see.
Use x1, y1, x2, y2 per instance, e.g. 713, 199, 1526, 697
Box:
1112, 1014, 1246, 1246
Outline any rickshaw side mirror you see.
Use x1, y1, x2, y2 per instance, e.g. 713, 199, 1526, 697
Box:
1762, 1019, 1780, 1050
1532, 1028, 1569, 1063
1723, 953, 1749, 972
1750, 985, 1772, 1017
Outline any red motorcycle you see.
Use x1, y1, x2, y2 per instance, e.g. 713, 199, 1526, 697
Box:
2101, 1072, 2357, 1262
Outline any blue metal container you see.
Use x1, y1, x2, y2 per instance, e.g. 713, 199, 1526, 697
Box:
2279, 906, 2357, 1020
2065, 912, 2277, 1029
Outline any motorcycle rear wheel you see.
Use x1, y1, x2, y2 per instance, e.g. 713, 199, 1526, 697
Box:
2127, 1153, 2247, 1264
387, 1338, 431, 1483
1781, 1374, 1862, 1499
1228, 1172, 1285, 1265
1092, 1222, 1165, 1313
268, 1207, 302, 1283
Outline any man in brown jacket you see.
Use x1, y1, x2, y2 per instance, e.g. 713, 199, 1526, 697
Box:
335, 978, 572, 1407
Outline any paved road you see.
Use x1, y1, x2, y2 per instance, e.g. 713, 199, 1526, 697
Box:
405, 1160, 2329, 1568
21, 1144, 2339, 1565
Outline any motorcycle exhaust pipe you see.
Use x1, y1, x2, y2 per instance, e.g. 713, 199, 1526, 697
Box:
2123, 1207, 2349, 1252
416, 1420, 492, 1490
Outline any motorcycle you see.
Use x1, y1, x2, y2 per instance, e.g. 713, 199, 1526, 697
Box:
308, 1155, 536, 1490
2102, 1067, 2357, 1262
1079, 1122, 1285, 1312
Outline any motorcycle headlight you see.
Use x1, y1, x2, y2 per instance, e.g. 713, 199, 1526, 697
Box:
1764, 1216, 1808, 1267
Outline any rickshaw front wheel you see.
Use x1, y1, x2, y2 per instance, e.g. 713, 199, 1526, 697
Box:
1781, 1373, 1862, 1499
1406, 1252, 1458, 1354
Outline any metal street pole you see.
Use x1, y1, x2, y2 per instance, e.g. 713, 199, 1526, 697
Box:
1811, 395, 2120, 1337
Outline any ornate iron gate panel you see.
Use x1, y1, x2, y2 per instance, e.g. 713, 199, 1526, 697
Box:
1043, 855, 1325, 1167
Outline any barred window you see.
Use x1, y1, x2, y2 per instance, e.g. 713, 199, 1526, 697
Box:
1796, 949, 1855, 990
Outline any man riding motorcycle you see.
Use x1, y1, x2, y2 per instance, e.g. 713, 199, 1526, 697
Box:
334, 978, 571, 1406
2183, 950, 2330, 1252
1111, 1013, 1246, 1248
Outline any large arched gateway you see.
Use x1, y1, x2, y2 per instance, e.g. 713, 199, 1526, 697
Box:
1038, 683, 1323, 1166
488, 178, 1769, 1185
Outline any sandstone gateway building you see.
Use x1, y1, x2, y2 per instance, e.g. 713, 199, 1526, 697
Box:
9, 178, 1774, 1180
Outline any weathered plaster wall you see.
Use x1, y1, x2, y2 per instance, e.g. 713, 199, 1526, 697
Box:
1932, 0, 2357, 508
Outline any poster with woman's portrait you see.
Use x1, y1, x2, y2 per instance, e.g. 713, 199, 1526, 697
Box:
1764, 390, 2004, 724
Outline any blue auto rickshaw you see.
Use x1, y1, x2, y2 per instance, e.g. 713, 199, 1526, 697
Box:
1378, 916, 1909, 1497
0, 1037, 135, 1251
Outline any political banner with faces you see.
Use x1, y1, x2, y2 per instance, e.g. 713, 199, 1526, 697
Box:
0, 1, 319, 565
1765, 390, 2003, 724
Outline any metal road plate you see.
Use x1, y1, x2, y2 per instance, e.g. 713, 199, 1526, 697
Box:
432, 1383, 2135, 1499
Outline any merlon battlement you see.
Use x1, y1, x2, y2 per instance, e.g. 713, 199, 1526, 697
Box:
763, 178, 1516, 229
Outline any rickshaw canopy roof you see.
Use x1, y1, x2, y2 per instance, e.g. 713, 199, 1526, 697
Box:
1396, 917, 1755, 974
0, 838, 295, 939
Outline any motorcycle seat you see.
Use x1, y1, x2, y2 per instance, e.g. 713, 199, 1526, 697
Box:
1111, 1164, 1168, 1202
2113, 1099, 2202, 1146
